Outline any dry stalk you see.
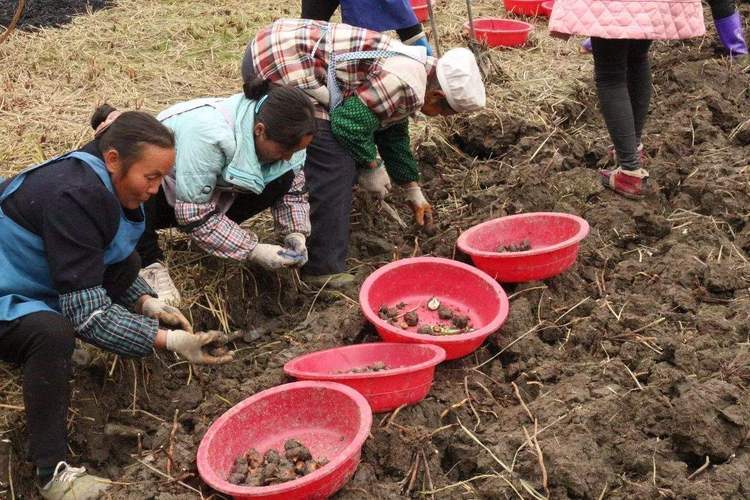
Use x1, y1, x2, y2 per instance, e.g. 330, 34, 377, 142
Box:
132, 456, 204, 498
464, 376, 482, 431
0, 0, 25, 46
7, 445, 14, 500
511, 382, 534, 422
622, 362, 644, 391
419, 473, 498, 496
475, 322, 543, 369
385, 403, 408, 428
687, 455, 710, 480
166, 409, 179, 476
522, 421, 549, 498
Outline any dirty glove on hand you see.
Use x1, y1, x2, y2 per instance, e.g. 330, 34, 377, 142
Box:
358, 163, 392, 200
404, 184, 434, 226
165, 330, 234, 365
248, 243, 301, 270
140, 297, 192, 332
283, 232, 308, 267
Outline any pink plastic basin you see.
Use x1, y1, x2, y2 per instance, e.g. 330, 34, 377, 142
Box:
504, 0, 546, 16
464, 18, 533, 47
359, 257, 509, 360
539, 0, 554, 16
284, 343, 446, 413
457, 212, 590, 283
197, 381, 372, 500
410, 0, 430, 22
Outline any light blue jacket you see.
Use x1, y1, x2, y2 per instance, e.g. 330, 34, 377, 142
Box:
157, 93, 306, 204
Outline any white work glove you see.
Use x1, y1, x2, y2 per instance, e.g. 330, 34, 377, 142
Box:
165, 330, 234, 365
140, 297, 192, 332
358, 163, 392, 200
283, 232, 308, 267
248, 243, 301, 270
404, 184, 434, 226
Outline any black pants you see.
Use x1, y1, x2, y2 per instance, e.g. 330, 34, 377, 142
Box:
0, 255, 139, 469
300, 0, 423, 41
137, 173, 295, 267
304, 119, 358, 276
707, 0, 736, 20
591, 38, 653, 171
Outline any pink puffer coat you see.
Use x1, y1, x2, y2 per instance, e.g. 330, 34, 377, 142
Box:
549, 0, 705, 40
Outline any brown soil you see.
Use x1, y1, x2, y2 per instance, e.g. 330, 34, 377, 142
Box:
0, 0, 111, 29
2, 17, 750, 500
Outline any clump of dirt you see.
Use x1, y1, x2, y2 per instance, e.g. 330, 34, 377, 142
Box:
497, 239, 532, 252
228, 440, 328, 486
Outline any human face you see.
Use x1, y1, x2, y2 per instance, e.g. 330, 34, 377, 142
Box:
420, 89, 457, 117
254, 123, 314, 164
104, 144, 175, 209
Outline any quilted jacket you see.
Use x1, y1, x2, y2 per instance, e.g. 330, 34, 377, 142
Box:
549, 0, 705, 40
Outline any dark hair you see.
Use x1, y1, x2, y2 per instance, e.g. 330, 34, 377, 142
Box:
91, 103, 175, 171
243, 78, 317, 149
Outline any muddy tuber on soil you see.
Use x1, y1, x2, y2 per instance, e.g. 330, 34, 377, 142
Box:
228, 440, 328, 486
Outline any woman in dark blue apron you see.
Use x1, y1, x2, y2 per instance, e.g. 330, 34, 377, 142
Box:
301, 0, 433, 54
0, 105, 232, 499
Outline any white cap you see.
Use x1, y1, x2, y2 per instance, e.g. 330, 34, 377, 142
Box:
436, 48, 486, 113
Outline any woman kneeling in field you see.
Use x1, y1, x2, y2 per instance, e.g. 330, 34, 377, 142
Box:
0, 107, 232, 500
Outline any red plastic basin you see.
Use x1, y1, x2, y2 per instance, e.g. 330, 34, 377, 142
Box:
359, 257, 509, 360
457, 212, 590, 283
504, 0, 546, 16
197, 381, 372, 500
539, 0, 554, 16
464, 18, 533, 48
410, 0, 430, 22
284, 343, 446, 413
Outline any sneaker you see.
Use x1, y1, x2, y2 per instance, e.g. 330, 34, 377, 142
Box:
39, 462, 110, 500
599, 167, 649, 199
139, 262, 181, 307
301, 272, 356, 290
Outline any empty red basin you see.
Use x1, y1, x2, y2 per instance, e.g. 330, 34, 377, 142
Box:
504, 0, 547, 16
410, 0, 430, 22
464, 17, 533, 47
